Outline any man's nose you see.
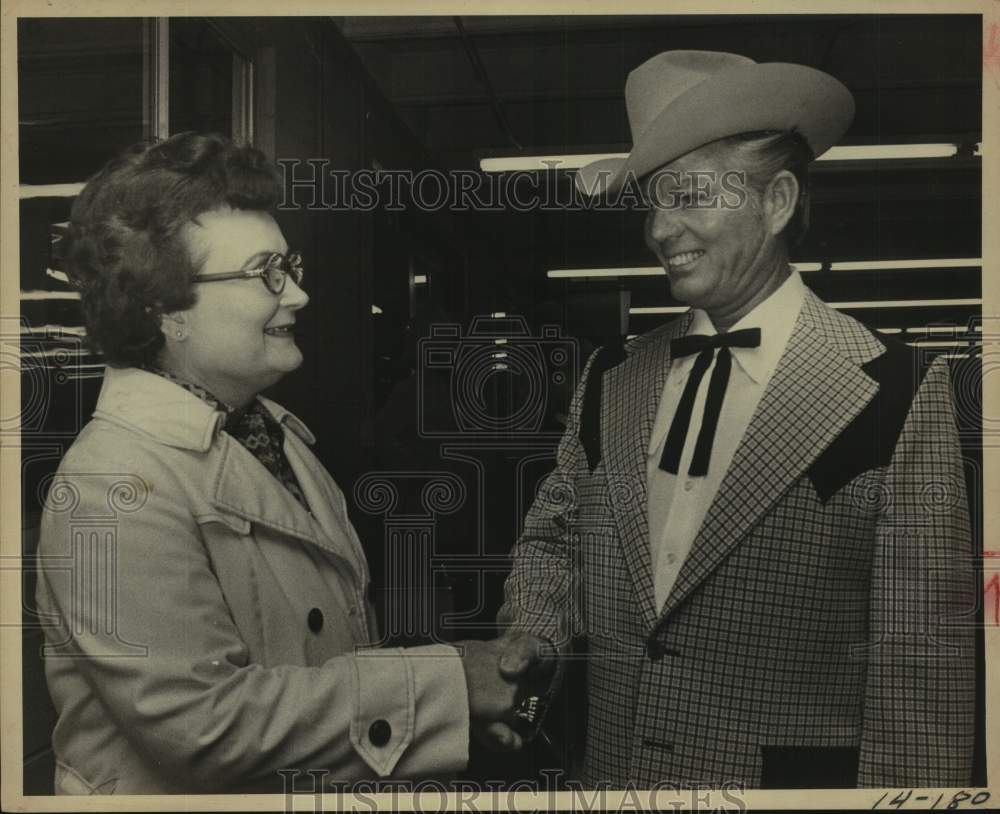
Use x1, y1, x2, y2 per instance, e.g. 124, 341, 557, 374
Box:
646, 206, 684, 244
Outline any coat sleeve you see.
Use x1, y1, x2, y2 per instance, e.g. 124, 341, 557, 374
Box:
857, 355, 977, 786
497, 350, 601, 650
36, 438, 469, 791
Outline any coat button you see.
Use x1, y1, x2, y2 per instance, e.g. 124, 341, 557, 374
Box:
308, 608, 324, 633
646, 639, 664, 661
368, 719, 391, 747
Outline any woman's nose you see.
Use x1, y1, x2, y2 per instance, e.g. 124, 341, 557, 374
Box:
281, 278, 309, 310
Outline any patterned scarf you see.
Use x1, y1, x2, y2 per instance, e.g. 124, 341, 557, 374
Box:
142, 366, 309, 509
224, 401, 309, 508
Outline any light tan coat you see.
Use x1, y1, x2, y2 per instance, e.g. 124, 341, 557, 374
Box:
36, 367, 468, 794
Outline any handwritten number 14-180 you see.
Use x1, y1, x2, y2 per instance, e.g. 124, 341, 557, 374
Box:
872, 790, 991, 809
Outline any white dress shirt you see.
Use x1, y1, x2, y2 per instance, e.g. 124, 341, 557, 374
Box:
647, 270, 807, 611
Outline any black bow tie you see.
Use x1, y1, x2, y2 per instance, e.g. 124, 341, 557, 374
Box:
669, 327, 762, 359
659, 328, 761, 477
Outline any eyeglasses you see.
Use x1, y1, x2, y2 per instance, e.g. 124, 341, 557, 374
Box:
192, 252, 304, 295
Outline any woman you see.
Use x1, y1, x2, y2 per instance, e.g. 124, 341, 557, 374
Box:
35, 133, 522, 794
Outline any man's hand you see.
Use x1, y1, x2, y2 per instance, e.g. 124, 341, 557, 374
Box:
458, 638, 520, 723
465, 633, 557, 752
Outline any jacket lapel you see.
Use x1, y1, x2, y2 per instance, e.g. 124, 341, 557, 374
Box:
209, 433, 362, 580
602, 315, 692, 629
657, 293, 884, 621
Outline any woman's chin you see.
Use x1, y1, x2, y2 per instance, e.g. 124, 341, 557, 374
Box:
276, 348, 304, 373
255, 348, 304, 388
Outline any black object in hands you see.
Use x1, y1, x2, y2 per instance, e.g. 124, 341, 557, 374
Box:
510, 654, 556, 741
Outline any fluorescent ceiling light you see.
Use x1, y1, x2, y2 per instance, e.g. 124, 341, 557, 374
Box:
631, 298, 981, 316
19, 291, 80, 301
481, 144, 980, 173
820, 144, 958, 160
19, 182, 87, 199
371, 304, 383, 315
482, 154, 627, 172
26, 347, 93, 359
20, 324, 87, 336
906, 340, 979, 348
548, 264, 824, 278
548, 267, 665, 279
629, 306, 691, 315
828, 298, 981, 309
549, 258, 979, 280
830, 258, 981, 271
413, 274, 427, 284
912, 326, 970, 335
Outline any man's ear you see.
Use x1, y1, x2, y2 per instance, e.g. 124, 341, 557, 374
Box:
160, 312, 188, 341
763, 170, 799, 237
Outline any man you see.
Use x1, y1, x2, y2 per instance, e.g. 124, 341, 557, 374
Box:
495, 50, 976, 788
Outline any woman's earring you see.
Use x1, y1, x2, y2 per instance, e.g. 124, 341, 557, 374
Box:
175, 330, 184, 338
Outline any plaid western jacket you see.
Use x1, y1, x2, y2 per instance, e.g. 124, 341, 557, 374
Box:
499, 291, 976, 789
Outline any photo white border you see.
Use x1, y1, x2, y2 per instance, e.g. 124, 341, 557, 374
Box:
2, 0, 996, 810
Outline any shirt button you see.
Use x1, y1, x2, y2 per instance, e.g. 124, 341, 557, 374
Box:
307, 608, 324, 633
666, 552, 677, 565
348, 606, 358, 617
368, 719, 392, 747
683, 480, 694, 492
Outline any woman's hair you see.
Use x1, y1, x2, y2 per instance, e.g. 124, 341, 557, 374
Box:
64, 132, 283, 367
714, 130, 814, 248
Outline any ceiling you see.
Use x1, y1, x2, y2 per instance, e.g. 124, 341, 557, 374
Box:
333, 14, 983, 320
335, 14, 982, 168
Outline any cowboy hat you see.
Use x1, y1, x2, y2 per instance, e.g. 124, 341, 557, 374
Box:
575, 50, 855, 197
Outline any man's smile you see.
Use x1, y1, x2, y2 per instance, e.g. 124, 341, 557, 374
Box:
666, 250, 705, 270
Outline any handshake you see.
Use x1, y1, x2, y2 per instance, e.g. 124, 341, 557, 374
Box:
457, 633, 558, 752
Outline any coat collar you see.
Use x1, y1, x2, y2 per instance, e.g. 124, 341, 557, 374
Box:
603, 292, 887, 629
93, 367, 316, 452
92, 368, 352, 563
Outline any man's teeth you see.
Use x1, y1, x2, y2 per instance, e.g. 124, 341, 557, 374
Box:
668, 250, 704, 267
265, 326, 292, 335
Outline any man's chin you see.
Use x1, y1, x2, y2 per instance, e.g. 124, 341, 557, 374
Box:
666, 279, 710, 310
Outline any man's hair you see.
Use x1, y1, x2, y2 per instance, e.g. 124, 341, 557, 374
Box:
714, 130, 814, 248
64, 132, 282, 367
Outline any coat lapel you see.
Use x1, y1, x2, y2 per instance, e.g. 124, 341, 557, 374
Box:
602, 315, 692, 629
209, 433, 363, 581
657, 294, 885, 621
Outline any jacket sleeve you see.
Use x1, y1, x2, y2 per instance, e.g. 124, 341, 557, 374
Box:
857, 355, 977, 786
36, 440, 468, 791
497, 350, 601, 650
